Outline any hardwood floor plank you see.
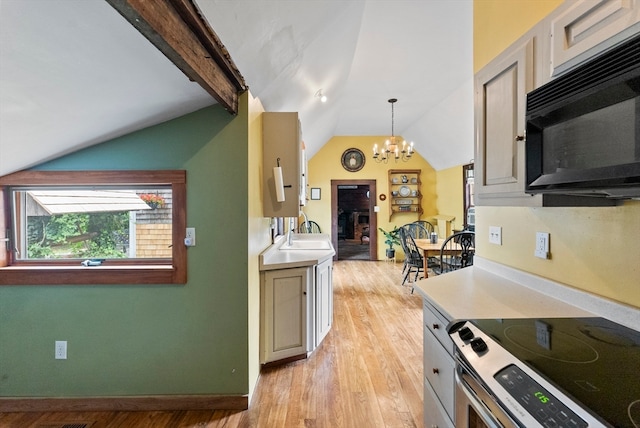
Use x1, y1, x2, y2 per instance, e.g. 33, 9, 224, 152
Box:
0, 261, 424, 428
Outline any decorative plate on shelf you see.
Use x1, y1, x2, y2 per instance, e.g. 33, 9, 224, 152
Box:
399, 185, 411, 197
341, 148, 365, 172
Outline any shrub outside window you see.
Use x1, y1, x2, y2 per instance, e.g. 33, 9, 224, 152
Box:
0, 171, 186, 285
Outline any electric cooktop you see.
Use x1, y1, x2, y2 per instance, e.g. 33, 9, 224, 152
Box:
468, 317, 640, 427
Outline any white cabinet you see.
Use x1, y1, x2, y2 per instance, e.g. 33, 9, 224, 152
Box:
260, 257, 333, 364
262, 112, 304, 218
423, 301, 455, 427
314, 258, 333, 347
549, 0, 640, 78
424, 378, 454, 428
261, 266, 311, 363
474, 35, 541, 206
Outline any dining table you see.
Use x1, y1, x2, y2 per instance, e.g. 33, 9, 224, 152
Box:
414, 238, 462, 278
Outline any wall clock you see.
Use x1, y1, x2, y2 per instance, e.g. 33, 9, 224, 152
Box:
341, 148, 365, 172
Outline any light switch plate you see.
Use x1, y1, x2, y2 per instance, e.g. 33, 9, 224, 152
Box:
489, 226, 502, 245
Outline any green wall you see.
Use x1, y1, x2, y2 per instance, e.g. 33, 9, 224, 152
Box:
0, 102, 252, 396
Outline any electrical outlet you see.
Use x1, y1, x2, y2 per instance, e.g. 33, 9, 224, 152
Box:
535, 232, 550, 259
55, 340, 67, 360
185, 227, 196, 247
489, 226, 502, 245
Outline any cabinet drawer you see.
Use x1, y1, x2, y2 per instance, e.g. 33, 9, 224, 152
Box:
424, 380, 454, 428
424, 330, 455, 418
423, 303, 453, 355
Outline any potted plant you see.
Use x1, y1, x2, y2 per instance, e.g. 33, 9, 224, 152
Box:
379, 226, 400, 259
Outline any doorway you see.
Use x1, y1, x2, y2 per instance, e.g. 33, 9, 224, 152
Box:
331, 179, 377, 261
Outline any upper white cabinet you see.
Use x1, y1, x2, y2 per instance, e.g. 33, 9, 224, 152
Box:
263, 112, 304, 218
474, 34, 542, 206
549, 0, 640, 78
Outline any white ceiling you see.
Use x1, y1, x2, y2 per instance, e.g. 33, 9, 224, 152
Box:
0, 0, 474, 176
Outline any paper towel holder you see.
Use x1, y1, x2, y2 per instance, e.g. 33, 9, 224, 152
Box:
276, 158, 292, 189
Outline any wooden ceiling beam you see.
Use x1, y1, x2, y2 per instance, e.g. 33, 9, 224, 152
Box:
107, 0, 246, 115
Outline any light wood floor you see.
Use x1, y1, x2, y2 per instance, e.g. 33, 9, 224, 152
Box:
0, 261, 424, 428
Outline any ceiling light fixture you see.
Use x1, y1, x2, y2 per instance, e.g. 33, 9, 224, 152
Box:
315, 89, 327, 103
373, 98, 415, 163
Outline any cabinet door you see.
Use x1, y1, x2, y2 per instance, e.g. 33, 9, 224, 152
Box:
424, 380, 454, 428
474, 37, 540, 206
424, 329, 455, 421
315, 258, 333, 347
262, 267, 311, 363
550, 0, 640, 77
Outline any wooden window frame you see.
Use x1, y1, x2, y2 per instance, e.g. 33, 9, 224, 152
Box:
0, 170, 187, 285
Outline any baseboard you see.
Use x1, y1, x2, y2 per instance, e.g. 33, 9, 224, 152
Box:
0, 394, 248, 413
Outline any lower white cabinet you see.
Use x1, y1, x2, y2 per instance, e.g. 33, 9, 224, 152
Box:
260, 258, 333, 364
423, 301, 455, 427
424, 380, 455, 428
261, 266, 311, 363
314, 258, 333, 348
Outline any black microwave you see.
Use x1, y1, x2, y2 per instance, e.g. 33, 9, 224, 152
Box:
525, 32, 640, 200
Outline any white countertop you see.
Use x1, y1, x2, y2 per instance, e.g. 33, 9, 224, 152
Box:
414, 257, 640, 331
259, 234, 335, 271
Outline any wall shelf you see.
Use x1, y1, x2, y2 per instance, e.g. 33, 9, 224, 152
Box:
388, 169, 422, 221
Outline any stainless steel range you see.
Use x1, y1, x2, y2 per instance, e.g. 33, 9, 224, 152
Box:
448, 317, 640, 427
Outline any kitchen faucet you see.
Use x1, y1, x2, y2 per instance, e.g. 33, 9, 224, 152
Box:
287, 217, 294, 246
287, 212, 309, 246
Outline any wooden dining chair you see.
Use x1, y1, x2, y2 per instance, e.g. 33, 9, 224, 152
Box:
397, 227, 424, 291
299, 221, 321, 233
434, 231, 475, 275
412, 220, 435, 235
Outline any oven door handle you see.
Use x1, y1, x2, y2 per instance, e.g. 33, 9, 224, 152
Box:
456, 370, 507, 428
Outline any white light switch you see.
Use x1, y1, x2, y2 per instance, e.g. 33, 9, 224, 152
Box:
374, 205, 380, 212
489, 226, 502, 245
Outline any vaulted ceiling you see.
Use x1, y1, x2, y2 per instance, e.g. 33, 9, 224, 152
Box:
0, 0, 473, 176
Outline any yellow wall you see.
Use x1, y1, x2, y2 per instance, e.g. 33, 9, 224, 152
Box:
473, 0, 562, 72
435, 165, 465, 235
474, 1, 640, 308
307, 136, 437, 260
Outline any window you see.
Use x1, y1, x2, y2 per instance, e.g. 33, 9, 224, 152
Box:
0, 170, 186, 285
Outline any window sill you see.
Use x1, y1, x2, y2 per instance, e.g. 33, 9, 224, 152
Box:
0, 265, 184, 285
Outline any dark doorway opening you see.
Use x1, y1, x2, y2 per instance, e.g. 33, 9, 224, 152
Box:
331, 179, 377, 261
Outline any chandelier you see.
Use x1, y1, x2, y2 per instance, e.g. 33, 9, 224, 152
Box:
373, 98, 415, 163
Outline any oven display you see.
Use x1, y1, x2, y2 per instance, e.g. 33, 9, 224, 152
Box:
495, 364, 588, 428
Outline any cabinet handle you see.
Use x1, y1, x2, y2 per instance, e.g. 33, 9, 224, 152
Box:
432, 368, 439, 374
515, 135, 525, 142
432, 323, 439, 330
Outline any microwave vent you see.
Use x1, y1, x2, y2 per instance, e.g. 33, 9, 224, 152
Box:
527, 33, 640, 114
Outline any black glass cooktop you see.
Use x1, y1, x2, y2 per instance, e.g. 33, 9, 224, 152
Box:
471, 317, 640, 428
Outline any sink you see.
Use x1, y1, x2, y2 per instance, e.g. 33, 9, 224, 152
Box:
281, 240, 333, 250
